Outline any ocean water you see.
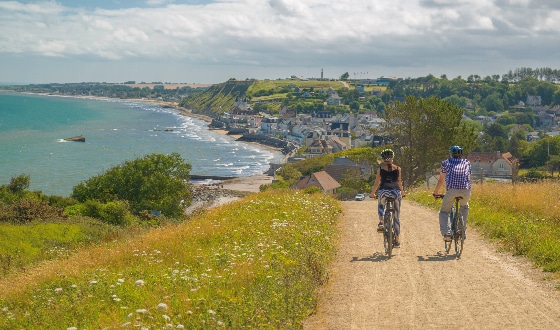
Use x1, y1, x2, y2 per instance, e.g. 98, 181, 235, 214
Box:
0, 92, 283, 196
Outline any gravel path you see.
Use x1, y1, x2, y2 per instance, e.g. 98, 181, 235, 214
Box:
303, 199, 560, 329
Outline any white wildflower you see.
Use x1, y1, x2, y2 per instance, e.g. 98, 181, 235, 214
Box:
135, 280, 145, 286
54, 288, 63, 293
136, 309, 149, 315
157, 303, 168, 311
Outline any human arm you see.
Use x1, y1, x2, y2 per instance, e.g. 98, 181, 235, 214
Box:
397, 166, 405, 197
433, 171, 446, 197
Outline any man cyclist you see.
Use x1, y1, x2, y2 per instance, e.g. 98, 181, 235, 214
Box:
370, 148, 405, 247
433, 145, 472, 242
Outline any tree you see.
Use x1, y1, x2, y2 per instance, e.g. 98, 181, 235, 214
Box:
8, 174, 30, 194
522, 136, 560, 168
546, 155, 560, 177
340, 72, 350, 80
383, 96, 477, 188
72, 153, 192, 218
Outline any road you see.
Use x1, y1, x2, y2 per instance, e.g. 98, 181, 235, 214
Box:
303, 199, 560, 329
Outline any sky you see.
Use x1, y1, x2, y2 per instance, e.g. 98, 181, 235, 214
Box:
1, 0, 560, 84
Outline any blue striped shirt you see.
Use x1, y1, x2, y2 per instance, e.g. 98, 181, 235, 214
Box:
440, 158, 471, 190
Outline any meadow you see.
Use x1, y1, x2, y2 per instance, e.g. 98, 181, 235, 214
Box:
408, 180, 560, 275
1, 181, 560, 327
0, 189, 341, 329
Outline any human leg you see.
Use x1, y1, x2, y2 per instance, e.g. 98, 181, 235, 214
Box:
377, 196, 385, 231
459, 189, 471, 238
438, 193, 454, 237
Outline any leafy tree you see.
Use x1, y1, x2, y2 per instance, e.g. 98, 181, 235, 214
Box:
8, 174, 30, 194
340, 72, 350, 80
383, 95, 477, 188
546, 155, 560, 177
72, 153, 192, 217
522, 136, 560, 168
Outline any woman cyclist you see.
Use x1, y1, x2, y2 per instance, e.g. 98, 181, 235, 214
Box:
370, 148, 405, 247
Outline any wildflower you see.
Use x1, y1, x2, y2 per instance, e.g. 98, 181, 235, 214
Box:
89, 280, 98, 285
54, 288, 63, 293
117, 278, 125, 283
136, 309, 148, 314
157, 303, 168, 311
135, 280, 145, 286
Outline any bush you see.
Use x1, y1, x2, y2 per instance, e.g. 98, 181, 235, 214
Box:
72, 153, 192, 218
0, 199, 66, 224
80, 200, 132, 226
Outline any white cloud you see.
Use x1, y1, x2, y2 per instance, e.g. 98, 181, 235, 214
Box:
1, 0, 560, 83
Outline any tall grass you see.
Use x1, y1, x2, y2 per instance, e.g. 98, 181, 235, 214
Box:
0, 217, 126, 276
0, 189, 341, 328
409, 181, 560, 274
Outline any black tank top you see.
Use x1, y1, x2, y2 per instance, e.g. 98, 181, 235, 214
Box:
379, 165, 400, 190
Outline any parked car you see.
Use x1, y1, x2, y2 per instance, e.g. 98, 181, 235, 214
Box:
355, 193, 365, 201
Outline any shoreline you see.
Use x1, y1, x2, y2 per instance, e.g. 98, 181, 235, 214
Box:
13, 92, 285, 186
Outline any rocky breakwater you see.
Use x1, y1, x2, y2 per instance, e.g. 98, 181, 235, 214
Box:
185, 184, 247, 215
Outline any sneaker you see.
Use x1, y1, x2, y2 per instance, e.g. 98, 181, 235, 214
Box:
443, 235, 452, 242
393, 241, 401, 248
377, 222, 384, 232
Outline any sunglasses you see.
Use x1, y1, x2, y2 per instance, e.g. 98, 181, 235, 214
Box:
383, 157, 394, 161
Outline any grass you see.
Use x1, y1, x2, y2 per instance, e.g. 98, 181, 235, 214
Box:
0, 189, 341, 328
408, 181, 560, 276
0, 217, 127, 276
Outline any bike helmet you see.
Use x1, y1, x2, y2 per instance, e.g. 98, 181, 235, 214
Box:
449, 145, 463, 158
381, 148, 394, 159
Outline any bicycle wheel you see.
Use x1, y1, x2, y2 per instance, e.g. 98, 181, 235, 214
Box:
453, 213, 464, 258
384, 212, 393, 257
444, 208, 453, 254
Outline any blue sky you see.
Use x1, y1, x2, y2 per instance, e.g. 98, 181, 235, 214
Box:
2, 0, 560, 84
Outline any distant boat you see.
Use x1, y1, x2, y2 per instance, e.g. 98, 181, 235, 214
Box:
64, 135, 85, 142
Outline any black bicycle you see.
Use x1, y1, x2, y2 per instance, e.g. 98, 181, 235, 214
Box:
382, 196, 397, 258
434, 194, 465, 258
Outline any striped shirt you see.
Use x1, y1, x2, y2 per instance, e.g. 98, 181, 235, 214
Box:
440, 158, 471, 190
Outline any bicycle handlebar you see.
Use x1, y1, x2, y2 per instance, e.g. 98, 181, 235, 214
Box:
433, 194, 464, 201
371, 193, 406, 199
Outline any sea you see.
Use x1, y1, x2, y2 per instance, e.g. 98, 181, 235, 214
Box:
0, 92, 283, 197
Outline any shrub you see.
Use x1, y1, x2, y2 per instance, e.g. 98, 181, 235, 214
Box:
0, 199, 66, 224
72, 153, 192, 218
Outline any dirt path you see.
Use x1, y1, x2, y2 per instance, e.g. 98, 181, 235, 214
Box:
303, 199, 560, 329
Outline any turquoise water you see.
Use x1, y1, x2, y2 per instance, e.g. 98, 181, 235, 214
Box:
0, 92, 282, 196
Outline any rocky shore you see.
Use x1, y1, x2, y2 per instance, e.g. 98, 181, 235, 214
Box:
185, 174, 273, 215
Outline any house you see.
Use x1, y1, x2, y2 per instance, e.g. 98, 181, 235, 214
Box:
291, 171, 341, 196
306, 138, 333, 158
325, 159, 363, 183
327, 93, 342, 105
467, 151, 519, 179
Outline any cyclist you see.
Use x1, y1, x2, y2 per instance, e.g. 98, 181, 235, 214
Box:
370, 148, 405, 247
433, 145, 472, 242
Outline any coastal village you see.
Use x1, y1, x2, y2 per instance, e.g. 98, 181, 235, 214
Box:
207, 92, 553, 194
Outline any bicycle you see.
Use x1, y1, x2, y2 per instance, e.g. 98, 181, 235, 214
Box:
434, 194, 465, 258
381, 196, 397, 258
